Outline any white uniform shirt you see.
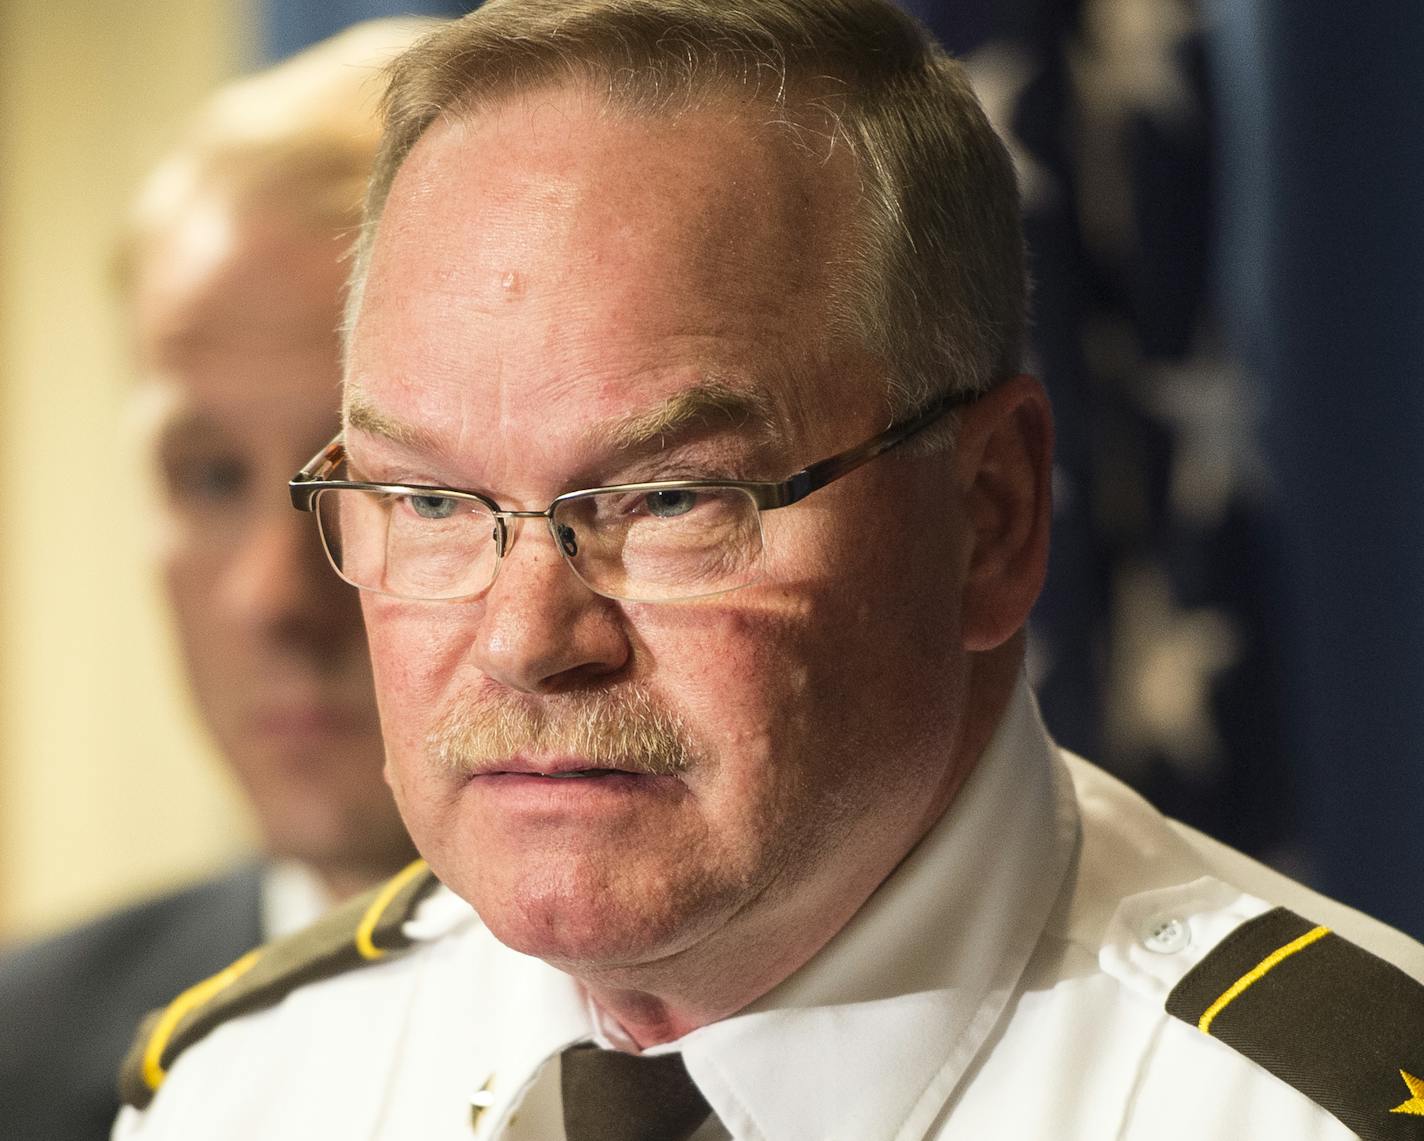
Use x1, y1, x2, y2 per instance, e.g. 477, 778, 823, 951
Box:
114, 679, 1424, 1140
260, 860, 336, 942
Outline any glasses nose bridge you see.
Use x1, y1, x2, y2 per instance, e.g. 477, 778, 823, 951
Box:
489, 504, 570, 564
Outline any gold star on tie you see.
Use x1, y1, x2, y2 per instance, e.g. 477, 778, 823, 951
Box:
1390, 1070, 1424, 1116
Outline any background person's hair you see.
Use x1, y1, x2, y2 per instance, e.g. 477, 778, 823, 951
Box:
351, 0, 1027, 415
120, 17, 438, 291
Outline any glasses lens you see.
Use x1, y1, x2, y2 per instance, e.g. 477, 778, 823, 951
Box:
315, 487, 499, 601
552, 485, 765, 601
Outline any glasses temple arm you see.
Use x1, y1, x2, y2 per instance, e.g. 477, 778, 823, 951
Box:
289, 436, 346, 510
773, 388, 977, 506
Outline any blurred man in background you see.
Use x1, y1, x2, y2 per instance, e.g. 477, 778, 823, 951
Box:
0, 21, 424, 1140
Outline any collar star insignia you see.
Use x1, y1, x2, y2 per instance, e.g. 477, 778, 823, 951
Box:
470, 1074, 496, 1130
1390, 1069, 1424, 1116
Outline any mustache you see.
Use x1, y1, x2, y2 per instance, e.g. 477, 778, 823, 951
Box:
428, 685, 702, 777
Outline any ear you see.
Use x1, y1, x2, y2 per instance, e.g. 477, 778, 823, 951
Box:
951, 374, 1054, 652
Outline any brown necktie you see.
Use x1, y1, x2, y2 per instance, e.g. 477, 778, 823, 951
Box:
560, 1042, 713, 1141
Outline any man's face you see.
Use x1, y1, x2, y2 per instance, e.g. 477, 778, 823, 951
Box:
132, 198, 411, 884
350, 89, 978, 975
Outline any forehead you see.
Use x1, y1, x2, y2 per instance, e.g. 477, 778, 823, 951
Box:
137, 194, 344, 342
346, 85, 865, 465
132, 202, 347, 447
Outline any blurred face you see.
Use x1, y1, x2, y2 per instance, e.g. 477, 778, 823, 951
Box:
350, 90, 978, 979
132, 194, 412, 887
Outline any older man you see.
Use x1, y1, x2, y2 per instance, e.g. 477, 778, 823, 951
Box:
0, 23, 423, 1141
115, 2, 1424, 1139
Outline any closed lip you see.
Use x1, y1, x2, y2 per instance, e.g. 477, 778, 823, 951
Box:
471, 757, 652, 777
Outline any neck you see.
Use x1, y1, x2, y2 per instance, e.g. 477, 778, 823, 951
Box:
575, 641, 1025, 1050
574, 882, 876, 1047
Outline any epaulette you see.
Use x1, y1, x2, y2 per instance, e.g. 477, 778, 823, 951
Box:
118, 858, 438, 1111
1165, 906, 1424, 1139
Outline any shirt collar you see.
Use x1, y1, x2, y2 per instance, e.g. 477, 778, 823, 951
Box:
260, 860, 335, 940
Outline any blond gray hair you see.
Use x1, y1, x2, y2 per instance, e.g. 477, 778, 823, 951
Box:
122, 17, 439, 286
351, 0, 1026, 413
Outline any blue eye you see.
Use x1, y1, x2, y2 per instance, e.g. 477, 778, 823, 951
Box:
408, 494, 459, 520
644, 489, 698, 518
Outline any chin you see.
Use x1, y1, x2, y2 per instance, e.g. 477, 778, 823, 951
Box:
485, 907, 682, 974
463, 861, 718, 973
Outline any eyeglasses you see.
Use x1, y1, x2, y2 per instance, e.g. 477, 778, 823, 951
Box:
288, 387, 975, 604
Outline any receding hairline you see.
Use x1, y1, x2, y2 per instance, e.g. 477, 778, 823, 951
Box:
344, 13, 890, 357
345, 0, 1026, 415
345, 80, 873, 410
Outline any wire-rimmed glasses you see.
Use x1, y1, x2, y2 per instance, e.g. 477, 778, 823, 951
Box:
288, 387, 975, 603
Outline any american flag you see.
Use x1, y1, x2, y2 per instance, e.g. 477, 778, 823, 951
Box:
900, 0, 1424, 938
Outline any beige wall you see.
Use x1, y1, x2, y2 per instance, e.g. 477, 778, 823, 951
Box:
0, 0, 257, 941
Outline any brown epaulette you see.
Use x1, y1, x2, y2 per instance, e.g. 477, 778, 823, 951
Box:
1166, 907, 1424, 1139
117, 858, 438, 1111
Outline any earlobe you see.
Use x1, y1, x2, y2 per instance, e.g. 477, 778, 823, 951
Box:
953, 374, 1054, 652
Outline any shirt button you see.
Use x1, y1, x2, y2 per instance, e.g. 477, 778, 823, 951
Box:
1142, 916, 1191, 954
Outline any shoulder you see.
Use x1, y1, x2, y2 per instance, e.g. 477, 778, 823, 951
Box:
1164, 905, 1424, 1138
0, 862, 263, 993
117, 859, 439, 1113
1170, 816, 1424, 976
0, 863, 264, 1138
1057, 753, 1424, 1138
114, 879, 519, 1141
1061, 751, 1424, 977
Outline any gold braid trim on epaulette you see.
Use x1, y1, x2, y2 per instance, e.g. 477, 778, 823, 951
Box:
1165, 906, 1424, 1140
117, 858, 437, 1111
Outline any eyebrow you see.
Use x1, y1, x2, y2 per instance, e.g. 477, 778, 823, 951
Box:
344, 388, 446, 454
594, 380, 780, 453
153, 411, 226, 450
345, 378, 781, 459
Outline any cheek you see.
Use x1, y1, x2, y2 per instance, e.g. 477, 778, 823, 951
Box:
161, 537, 223, 663
715, 540, 959, 770
161, 557, 203, 626
158, 504, 247, 620
638, 601, 820, 778
363, 604, 466, 844
362, 596, 475, 746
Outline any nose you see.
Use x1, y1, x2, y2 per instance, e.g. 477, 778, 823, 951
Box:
468, 516, 629, 694
219, 504, 361, 652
